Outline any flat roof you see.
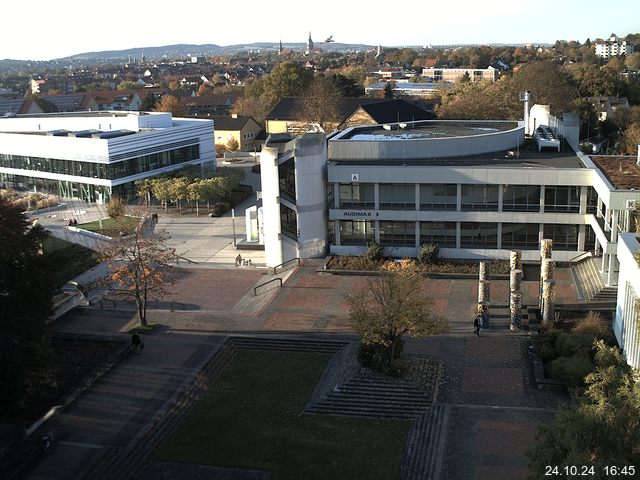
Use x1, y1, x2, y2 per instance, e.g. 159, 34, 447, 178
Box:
591, 155, 640, 189
330, 138, 585, 169
341, 120, 519, 140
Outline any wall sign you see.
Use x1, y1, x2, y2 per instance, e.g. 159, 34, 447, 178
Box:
351, 173, 359, 182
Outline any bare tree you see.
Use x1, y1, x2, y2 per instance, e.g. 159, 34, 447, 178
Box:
100, 224, 178, 327
301, 77, 342, 131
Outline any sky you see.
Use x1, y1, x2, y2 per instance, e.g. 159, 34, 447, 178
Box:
1, 0, 638, 61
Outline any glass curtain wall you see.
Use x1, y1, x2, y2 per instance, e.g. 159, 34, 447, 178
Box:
339, 183, 375, 209
502, 185, 540, 212
501, 223, 540, 249
420, 222, 457, 247
379, 221, 415, 246
340, 220, 374, 245
379, 183, 415, 210
461, 185, 498, 211
420, 184, 457, 210
460, 222, 498, 248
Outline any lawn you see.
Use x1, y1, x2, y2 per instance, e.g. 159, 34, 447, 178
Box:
77, 216, 141, 235
155, 350, 411, 480
41, 237, 98, 289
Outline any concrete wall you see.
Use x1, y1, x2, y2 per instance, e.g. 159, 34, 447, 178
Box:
294, 132, 328, 259
329, 122, 524, 161
259, 144, 284, 267
614, 233, 640, 368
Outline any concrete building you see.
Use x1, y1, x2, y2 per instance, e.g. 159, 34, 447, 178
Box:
595, 35, 635, 59
260, 131, 328, 267
259, 108, 640, 296
613, 232, 640, 368
0, 111, 215, 203
421, 67, 498, 83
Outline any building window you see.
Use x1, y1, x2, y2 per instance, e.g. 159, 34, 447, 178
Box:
420, 184, 457, 210
379, 183, 415, 210
278, 158, 296, 202
501, 223, 539, 249
340, 220, 374, 245
502, 185, 540, 212
544, 186, 580, 213
379, 221, 415, 246
586, 187, 598, 214
461, 185, 498, 211
339, 183, 375, 209
543, 224, 578, 250
280, 204, 297, 240
420, 222, 456, 247
460, 222, 498, 248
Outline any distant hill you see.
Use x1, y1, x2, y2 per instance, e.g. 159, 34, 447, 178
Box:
62, 42, 377, 61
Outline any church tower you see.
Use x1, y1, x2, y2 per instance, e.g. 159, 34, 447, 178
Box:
305, 32, 314, 55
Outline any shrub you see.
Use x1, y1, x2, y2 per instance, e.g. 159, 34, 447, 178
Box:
358, 338, 405, 377
548, 353, 595, 386
106, 197, 125, 219
554, 332, 594, 357
572, 311, 611, 341
366, 242, 384, 261
418, 243, 439, 264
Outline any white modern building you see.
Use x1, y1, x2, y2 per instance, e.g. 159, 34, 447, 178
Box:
0, 111, 215, 203
259, 108, 640, 292
421, 67, 498, 83
613, 233, 640, 368
595, 35, 635, 59
260, 132, 328, 267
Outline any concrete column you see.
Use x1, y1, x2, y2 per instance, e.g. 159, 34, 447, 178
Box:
498, 185, 504, 212
478, 280, 491, 304
334, 183, 339, 209
456, 184, 462, 212
539, 185, 545, 213
542, 279, 556, 324
510, 269, 523, 293
579, 186, 587, 214
374, 183, 380, 210
607, 253, 616, 287
611, 209, 619, 243
335, 220, 341, 246
510, 250, 522, 271
479, 261, 491, 281
415, 183, 420, 211
601, 252, 607, 274
510, 291, 522, 330
578, 224, 586, 251
540, 238, 553, 259
456, 222, 461, 249
541, 258, 555, 281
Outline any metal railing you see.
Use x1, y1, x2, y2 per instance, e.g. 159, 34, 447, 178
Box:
273, 257, 300, 275
254, 278, 283, 296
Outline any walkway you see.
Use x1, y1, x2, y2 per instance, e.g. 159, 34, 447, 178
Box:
22, 257, 576, 480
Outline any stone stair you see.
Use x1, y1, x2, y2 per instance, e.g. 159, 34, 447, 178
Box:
78, 336, 351, 480
446, 304, 530, 335
306, 368, 435, 419
79, 341, 240, 480
400, 404, 450, 480
571, 257, 617, 304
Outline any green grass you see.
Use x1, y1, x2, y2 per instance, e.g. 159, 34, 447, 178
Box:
155, 350, 410, 480
77, 216, 140, 235
41, 237, 98, 289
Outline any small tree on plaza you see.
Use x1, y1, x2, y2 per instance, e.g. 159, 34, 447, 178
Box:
349, 261, 449, 374
99, 226, 178, 327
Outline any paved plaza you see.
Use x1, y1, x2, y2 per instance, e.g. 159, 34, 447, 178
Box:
21, 177, 578, 479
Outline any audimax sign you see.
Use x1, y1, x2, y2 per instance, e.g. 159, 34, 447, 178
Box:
343, 211, 379, 217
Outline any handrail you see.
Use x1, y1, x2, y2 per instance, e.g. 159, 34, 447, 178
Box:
569, 250, 594, 264
254, 278, 282, 296
176, 255, 198, 265
273, 257, 300, 275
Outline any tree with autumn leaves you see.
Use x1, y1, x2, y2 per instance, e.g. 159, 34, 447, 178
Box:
349, 261, 449, 374
100, 223, 178, 327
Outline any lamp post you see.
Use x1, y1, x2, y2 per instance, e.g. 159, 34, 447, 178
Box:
232, 208, 236, 247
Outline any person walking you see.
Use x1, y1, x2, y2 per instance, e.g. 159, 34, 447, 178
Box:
131, 333, 144, 354
473, 315, 481, 337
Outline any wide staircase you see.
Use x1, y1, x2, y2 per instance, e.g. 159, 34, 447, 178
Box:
400, 405, 450, 480
571, 256, 617, 304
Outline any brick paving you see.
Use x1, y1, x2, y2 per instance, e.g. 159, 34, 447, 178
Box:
32, 259, 584, 480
